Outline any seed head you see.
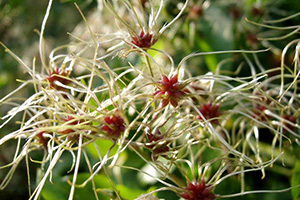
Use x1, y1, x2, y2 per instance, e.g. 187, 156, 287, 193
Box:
198, 103, 221, 125
131, 30, 157, 49
251, 6, 263, 16
36, 131, 50, 149
229, 6, 242, 20
59, 116, 88, 142
180, 179, 216, 200
101, 115, 126, 139
145, 129, 170, 157
246, 33, 259, 49
153, 74, 187, 107
46, 67, 71, 91
253, 104, 270, 121
60, 116, 84, 135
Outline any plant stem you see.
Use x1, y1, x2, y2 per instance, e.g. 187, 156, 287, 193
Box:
144, 53, 154, 77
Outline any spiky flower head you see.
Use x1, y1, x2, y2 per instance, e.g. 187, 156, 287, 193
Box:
101, 114, 126, 139
145, 129, 170, 159
36, 131, 50, 149
198, 103, 221, 125
60, 116, 85, 135
252, 95, 271, 121
46, 67, 71, 91
102, 0, 188, 54
131, 30, 157, 49
179, 179, 216, 200
153, 74, 187, 107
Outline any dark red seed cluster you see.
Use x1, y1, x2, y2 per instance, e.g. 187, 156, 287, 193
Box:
180, 179, 216, 200
198, 103, 221, 124
101, 115, 125, 138
145, 130, 170, 156
59, 116, 88, 142
46, 68, 71, 90
60, 116, 83, 134
131, 30, 157, 49
154, 74, 187, 107
36, 131, 50, 149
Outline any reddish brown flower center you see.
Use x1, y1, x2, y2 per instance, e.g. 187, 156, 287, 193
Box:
154, 74, 187, 107
180, 179, 216, 200
36, 131, 50, 149
131, 30, 157, 49
198, 103, 221, 124
60, 116, 84, 135
46, 68, 71, 90
145, 130, 170, 155
101, 115, 125, 138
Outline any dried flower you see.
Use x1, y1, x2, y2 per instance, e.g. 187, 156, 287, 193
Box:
60, 116, 83, 134
131, 30, 157, 49
36, 131, 50, 149
145, 129, 170, 157
153, 74, 187, 107
198, 103, 221, 125
46, 67, 71, 90
180, 179, 216, 200
59, 116, 88, 142
102, 115, 126, 138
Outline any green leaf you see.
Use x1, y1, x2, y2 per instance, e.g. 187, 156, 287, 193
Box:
0, 72, 10, 87
86, 139, 118, 158
116, 184, 145, 199
292, 160, 300, 200
41, 176, 69, 200
195, 37, 218, 72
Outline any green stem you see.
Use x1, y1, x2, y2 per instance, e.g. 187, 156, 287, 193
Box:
144, 53, 154, 77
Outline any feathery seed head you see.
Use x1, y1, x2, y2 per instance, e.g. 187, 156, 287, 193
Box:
46, 67, 71, 91
131, 30, 157, 49
36, 131, 50, 149
179, 179, 216, 200
198, 103, 221, 125
101, 114, 126, 139
153, 74, 187, 107
145, 129, 170, 158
